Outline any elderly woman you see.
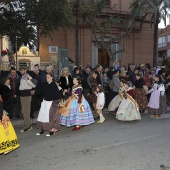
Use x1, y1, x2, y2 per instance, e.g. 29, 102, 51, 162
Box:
59, 67, 73, 91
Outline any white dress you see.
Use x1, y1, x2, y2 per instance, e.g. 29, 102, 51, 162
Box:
108, 87, 125, 112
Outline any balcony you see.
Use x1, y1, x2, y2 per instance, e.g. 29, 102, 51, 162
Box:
158, 43, 167, 48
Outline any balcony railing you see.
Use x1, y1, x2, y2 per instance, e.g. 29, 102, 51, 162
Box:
0, 61, 58, 72
158, 43, 167, 48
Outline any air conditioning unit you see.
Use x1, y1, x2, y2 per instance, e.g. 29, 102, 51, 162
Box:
48, 46, 58, 53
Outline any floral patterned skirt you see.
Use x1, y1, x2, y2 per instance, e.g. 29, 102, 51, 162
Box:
37, 100, 60, 131
116, 98, 141, 121
134, 88, 148, 110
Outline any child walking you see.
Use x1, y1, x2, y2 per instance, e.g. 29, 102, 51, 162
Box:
96, 85, 105, 123
60, 75, 94, 131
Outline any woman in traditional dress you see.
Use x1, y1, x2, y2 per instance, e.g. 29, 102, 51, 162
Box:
108, 79, 126, 114
148, 74, 167, 118
0, 95, 20, 154
116, 81, 141, 121
36, 73, 61, 137
134, 73, 148, 113
60, 75, 94, 131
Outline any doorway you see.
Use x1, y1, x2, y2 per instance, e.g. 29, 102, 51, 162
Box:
98, 49, 109, 68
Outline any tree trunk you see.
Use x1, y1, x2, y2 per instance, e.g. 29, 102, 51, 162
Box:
153, 18, 159, 67
75, 15, 79, 66
105, 47, 113, 66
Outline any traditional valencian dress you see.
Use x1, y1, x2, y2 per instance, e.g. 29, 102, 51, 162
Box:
116, 87, 141, 121
134, 78, 148, 112
148, 83, 167, 116
60, 85, 94, 127
36, 81, 61, 132
108, 86, 125, 113
0, 111, 20, 154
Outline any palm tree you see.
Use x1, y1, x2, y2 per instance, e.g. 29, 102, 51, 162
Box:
130, 0, 170, 66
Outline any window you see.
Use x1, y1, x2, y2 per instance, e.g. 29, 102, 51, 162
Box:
167, 35, 170, 42
158, 36, 167, 48
48, 46, 58, 53
167, 49, 170, 57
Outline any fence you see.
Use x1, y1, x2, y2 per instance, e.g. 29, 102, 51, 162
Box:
0, 61, 58, 73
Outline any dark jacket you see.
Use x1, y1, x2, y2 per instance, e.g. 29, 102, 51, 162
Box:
135, 78, 145, 88
165, 78, 170, 95
39, 70, 48, 82
8, 73, 20, 96
0, 85, 14, 112
36, 81, 61, 101
82, 71, 90, 89
59, 75, 73, 90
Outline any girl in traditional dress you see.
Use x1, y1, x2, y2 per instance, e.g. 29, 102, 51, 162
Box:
134, 73, 148, 113
0, 95, 20, 154
87, 71, 101, 120
108, 79, 126, 114
148, 74, 167, 118
96, 85, 105, 123
36, 73, 61, 137
60, 75, 94, 131
116, 81, 141, 121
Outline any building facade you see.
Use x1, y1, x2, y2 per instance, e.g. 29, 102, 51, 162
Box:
158, 25, 170, 61
39, 0, 154, 68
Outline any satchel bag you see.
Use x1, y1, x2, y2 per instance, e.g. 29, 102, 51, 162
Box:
31, 79, 38, 86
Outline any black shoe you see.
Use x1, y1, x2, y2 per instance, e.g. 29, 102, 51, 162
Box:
36, 129, 45, 136
46, 132, 55, 137
140, 110, 145, 113
20, 126, 32, 133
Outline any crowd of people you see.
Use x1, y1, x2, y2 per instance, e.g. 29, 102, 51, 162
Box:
0, 62, 170, 154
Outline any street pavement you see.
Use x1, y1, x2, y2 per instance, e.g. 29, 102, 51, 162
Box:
1, 108, 170, 170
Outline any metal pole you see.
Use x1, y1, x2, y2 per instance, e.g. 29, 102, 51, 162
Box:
16, 36, 17, 70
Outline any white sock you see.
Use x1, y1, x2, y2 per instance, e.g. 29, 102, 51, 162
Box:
99, 114, 104, 120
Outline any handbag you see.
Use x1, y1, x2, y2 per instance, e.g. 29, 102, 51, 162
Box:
31, 79, 38, 85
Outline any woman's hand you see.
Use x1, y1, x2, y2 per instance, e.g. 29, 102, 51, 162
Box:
30, 90, 35, 95
64, 89, 68, 93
